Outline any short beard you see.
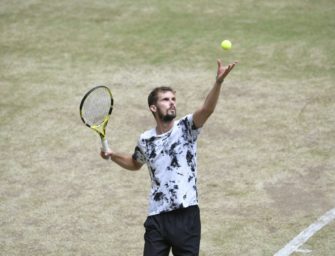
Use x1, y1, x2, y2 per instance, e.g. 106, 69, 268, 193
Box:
158, 109, 176, 122
162, 113, 175, 122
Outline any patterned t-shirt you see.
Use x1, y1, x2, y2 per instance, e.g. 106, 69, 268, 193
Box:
132, 114, 201, 216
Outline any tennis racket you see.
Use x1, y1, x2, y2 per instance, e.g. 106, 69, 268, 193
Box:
79, 85, 114, 152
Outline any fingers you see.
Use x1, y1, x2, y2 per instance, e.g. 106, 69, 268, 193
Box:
217, 59, 238, 71
227, 62, 236, 72
216, 60, 238, 82
100, 150, 110, 160
217, 59, 222, 70
226, 61, 238, 72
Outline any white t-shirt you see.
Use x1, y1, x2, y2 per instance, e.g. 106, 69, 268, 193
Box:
133, 114, 201, 216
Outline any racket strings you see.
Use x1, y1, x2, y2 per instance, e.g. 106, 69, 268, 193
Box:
82, 88, 111, 126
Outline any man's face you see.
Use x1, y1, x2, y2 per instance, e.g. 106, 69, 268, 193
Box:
154, 91, 176, 122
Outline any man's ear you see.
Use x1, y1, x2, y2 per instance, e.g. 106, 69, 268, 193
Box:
149, 105, 157, 113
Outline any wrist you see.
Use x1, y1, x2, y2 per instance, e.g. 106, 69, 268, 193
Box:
108, 151, 114, 159
215, 79, 223, 86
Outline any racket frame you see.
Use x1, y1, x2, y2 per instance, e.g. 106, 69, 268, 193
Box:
79, 85, 114, 152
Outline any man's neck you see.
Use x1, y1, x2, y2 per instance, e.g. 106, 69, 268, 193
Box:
156, 120, 174, 135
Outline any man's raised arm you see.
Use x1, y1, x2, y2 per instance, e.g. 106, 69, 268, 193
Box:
193, 59, 237, 128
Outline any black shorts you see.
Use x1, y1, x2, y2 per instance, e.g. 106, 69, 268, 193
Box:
143, 205, 201, 256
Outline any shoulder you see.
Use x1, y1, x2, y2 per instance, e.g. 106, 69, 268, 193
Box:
177, 114, 192, 125
177, 114, 197, 130
137, 128, 156, 145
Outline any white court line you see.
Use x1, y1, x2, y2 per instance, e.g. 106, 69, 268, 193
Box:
274, 207, 335, 256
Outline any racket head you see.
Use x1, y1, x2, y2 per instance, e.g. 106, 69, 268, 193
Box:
79, 85, 113, 138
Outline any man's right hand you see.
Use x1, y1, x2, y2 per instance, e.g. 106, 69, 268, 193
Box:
100, 150, 111, 160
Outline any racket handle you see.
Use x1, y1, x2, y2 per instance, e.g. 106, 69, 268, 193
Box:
101, 137, 110, 153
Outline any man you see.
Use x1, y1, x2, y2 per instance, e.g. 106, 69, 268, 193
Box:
101, 59, 237, 255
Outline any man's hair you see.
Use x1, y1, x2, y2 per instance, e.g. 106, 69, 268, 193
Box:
147, 86, 175, 107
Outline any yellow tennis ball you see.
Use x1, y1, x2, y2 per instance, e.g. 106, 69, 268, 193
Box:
221, 40, 232, 50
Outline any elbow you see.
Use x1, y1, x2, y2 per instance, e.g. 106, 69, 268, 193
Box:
130, 159, 143, 171
130, 166, 142, 171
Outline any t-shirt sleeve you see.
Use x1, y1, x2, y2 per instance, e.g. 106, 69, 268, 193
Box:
184, 114, 201, 140
132, 144, 146, 164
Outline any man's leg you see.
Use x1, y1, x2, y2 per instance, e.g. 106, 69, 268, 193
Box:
143, 216, 171, 256
169, 206, 201, 256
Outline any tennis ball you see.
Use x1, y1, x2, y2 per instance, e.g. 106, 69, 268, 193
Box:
221, 40, 232, 50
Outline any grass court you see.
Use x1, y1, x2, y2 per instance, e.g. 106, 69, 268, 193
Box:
1, 0, 334, 255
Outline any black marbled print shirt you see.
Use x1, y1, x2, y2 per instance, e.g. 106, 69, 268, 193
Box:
133, 114, 201, 216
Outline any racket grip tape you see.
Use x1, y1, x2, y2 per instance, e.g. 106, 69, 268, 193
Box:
101, 137, 110, 153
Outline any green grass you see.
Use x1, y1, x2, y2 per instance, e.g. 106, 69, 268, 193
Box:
2, 0, 334, 76
1, 0, 334, 255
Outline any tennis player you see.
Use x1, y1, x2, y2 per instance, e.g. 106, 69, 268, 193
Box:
101, 59, 237, 256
